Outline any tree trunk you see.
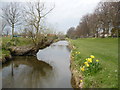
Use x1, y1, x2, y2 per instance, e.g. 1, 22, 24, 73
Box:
12, 24, 14, 39
96, 31, 99, 38
102, 29, 105, 38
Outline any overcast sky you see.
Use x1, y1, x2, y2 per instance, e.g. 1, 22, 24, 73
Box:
46, 0, 101, 33
0, 0, 102, 34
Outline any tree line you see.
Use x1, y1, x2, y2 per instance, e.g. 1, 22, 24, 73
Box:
1, 1, 56, 45
67, 1, 120, 39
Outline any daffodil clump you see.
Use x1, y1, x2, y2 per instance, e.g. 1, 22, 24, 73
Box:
80, 55, 101, 76
71, 51, 81, 60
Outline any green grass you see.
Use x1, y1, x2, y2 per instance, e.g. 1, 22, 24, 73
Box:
2, 37, 33, 46
1, 37, 33, 60
70, 38, 118, 88
2, 37, 11, 44
0, 37, 10, 59
2, 49, 10, 56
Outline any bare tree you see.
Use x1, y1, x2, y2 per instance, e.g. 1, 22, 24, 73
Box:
1, 19, 7, 32
67, 27, 76, 39
109, 2, 120, 37
75, 15, 90, 38
3, 27, 10, 36
1, 2, 21, 39
68, 1, 120, 38
23, 1, 54, 45
0, 18, 7, 36
95, 2, 120, 37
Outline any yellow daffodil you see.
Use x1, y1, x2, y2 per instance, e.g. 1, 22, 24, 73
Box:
86, 63, 89, 67
84, 62, 88, 65
86, 58, 88, 61
87, 58, 92, 63
90, 55, 95, 58
96, 60, 99, 62
80, 80, 83, 83
81, 67, 85, 71
78, 52, 80, 54
75, 52, 78, 54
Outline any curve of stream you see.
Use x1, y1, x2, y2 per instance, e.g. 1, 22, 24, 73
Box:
1, 40, 72, 88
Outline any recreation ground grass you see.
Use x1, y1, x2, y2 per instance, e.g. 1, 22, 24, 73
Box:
70, 38, 118, 88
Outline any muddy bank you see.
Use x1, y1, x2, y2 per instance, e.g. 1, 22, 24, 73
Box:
68, 40, 83, 88
1, 38, 54, 64
1, 54, 12, 64
8, 45, 37, 56
9, 38, 54, 56
70, 57, 83, 88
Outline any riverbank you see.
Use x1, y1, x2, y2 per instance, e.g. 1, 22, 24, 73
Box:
68, 38, 118, 88
1, 36, 57, 64
68, 40, 83, 88
1, 37, 32, 63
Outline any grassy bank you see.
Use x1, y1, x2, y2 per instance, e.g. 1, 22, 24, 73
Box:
2, 37, 32, 46
1, 37, 33, 62
70, 38, 118, 88
1, 36, 57, 62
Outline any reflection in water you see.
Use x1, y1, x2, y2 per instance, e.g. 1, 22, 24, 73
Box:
2, 56, 53, 88
2, 41, 72, 88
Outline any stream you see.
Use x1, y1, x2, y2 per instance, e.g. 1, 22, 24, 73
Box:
1, 41, 72, 88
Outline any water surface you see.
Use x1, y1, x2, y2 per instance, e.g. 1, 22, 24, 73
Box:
2, 41, 72, 88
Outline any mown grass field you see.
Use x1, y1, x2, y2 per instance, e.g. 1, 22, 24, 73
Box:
70, 38, 118, 88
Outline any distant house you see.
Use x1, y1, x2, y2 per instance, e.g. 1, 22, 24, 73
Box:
47, 34, 56, 37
